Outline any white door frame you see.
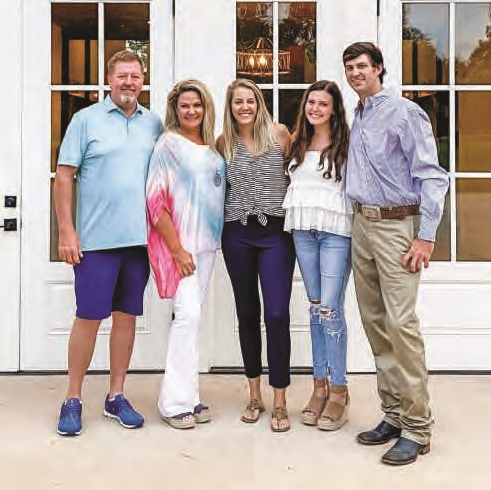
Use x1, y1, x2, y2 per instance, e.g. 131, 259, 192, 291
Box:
0, 0, 22, 371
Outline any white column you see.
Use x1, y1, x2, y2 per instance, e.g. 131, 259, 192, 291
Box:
317, 0, 378, 123
174, 0, 236, 134
174, 0, 236, 371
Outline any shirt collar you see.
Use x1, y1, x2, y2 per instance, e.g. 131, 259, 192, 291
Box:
354, 88, 390, 116
103, 95, 143, 116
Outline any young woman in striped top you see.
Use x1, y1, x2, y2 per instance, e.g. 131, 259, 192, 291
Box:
217, 79, 295, 432
283, 80, 352, 431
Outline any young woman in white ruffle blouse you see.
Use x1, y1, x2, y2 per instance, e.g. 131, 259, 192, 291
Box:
283, 80, 353, 431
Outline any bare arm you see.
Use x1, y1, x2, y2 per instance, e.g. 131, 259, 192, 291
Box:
216, 134, 225, 159
274, 123, 291, 157
155, 209, 196, 277
54, 164, 82, 265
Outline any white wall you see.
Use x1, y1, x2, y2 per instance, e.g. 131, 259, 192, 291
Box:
174, 0, 236, 370
0, 0, 22, 370
174, 0, 236, 134
317, 0, 378, 122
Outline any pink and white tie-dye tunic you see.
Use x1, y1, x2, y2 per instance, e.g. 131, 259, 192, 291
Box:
146, 132, 225, 298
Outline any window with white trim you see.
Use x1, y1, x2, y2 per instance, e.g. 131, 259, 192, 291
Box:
402, 1, 491, 261
50, 1, 152, 261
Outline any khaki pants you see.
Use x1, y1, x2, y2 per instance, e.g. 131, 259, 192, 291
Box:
352, 212, 433, 445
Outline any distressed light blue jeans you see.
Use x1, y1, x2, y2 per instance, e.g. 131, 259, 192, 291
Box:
293, 229, 351, 386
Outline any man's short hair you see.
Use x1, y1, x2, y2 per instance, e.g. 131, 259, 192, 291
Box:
107, 50, 144, 75
342, 42, 386, 84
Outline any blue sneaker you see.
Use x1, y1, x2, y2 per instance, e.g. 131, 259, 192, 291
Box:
57, 398, 82, 436
103, 394, 144, 429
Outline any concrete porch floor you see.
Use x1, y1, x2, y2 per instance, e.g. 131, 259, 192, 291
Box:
1, 373, 490, 489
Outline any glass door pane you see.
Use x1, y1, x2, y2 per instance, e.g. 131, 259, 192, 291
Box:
455, 3, 491, 84
236, 1, 317, 129
50, 1, 151, 262
402, 3, 449, 85
104, 3, 151, 84
236, 2, 274, 84
279, 2, 316, 84
51, 3, 98, 85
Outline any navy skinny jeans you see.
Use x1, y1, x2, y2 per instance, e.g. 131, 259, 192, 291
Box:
221, 216, 296, 388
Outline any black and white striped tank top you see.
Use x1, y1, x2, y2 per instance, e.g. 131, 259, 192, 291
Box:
224, 139, 288, 225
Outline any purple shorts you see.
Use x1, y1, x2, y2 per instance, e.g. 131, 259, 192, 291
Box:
74, 246, 150, 320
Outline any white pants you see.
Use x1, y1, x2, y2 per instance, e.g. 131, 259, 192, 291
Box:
158, 252, 216, 417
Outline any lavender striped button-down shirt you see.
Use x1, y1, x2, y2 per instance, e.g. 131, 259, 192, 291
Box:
346, 89, 449, 242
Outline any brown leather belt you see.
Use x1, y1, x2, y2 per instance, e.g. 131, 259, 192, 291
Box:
355, 202, 420, 221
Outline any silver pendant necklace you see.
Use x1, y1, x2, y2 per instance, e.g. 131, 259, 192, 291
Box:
214, 170, 222, 187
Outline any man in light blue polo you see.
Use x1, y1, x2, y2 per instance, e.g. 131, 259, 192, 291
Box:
54, 50, 163, 436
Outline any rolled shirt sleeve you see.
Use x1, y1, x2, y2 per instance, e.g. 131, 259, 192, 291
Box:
400, 106, 450, 242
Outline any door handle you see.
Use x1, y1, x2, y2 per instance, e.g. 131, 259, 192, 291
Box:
0, 218, 17, 231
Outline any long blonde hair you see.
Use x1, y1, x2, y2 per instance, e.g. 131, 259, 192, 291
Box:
165, 79, 216, 150
221, 78, 276, 162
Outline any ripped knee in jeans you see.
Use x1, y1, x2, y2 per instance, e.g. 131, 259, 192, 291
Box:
318, 306, 342, 341
309, 300, 321, 323
319, 307, 335, 319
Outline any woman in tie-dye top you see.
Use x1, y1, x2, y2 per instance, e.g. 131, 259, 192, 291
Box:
146, 79, 225, 429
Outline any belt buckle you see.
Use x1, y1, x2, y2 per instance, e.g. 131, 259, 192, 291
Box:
361, 205, 382, 221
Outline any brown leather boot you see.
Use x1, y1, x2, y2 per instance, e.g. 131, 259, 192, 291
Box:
317, 384, 349, 431
301, 378, 328, 426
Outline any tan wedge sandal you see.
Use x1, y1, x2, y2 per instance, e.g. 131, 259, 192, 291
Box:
317, 385, 349, 431
301, 378, 328, 426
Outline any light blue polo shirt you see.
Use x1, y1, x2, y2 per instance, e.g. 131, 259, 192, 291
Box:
58, 96, 163, 251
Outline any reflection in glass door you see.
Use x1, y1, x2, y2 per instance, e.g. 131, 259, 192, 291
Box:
236, 1, 317, 131
21, 0, 173, 370
401, 1, 491, 262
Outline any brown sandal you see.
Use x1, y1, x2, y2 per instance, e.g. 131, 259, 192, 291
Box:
271, 406, 290, 432
301, 378, 328, 426
241, 399, 265, 424
317, 385, 349, 431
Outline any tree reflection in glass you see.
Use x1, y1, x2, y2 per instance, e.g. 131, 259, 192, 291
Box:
402, 3, 449, 85
279, 3, 316, 84
456, 3, 491, 84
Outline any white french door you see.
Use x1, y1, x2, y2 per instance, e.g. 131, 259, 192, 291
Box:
20, 0, 174, 370
380, 0, 491, 369
202, 0, 379, 371
14, 0, 491, 372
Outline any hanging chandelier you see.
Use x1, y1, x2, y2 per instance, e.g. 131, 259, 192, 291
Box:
236, 37, 291, 77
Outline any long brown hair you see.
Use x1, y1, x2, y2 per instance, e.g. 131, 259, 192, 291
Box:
287, 80, 349, 182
